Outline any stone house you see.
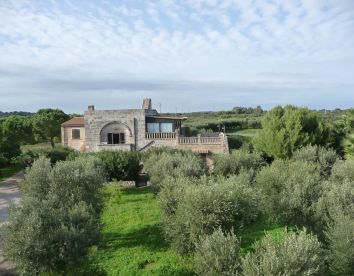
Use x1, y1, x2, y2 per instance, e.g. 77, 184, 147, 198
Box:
61, 99, 229, 154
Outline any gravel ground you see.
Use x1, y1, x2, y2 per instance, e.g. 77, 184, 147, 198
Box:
0, 172, 23, 275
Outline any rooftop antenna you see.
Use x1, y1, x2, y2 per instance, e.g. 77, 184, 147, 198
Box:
159, 102, 162, 113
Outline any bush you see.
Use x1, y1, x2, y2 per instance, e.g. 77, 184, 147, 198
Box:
255, 160, 323, 227
0, 153, 8, 168
195, 228, 241, 276
315, 159, 354, 232
325, 212, 354, 276
15, 146, 75, 168
159, 175, 261, 253
3, 156, 106, 274
241, 229, 325, 276
292, 145, 339, 178
144, 149, 204, 192
213, 150, 266, 177
92, 150, 140, 181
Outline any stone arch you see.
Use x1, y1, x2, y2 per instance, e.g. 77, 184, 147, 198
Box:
99, 121, 133, 144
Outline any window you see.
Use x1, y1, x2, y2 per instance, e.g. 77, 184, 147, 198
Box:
147, 122, 174, 133
107, 133, 125, 144
72, 129, 80, 139
147, 123, 160, 133
160, 123, 173, 132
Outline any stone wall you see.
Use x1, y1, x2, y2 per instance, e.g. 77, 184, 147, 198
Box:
61, 126, 85, 152
84, 108, 157, 152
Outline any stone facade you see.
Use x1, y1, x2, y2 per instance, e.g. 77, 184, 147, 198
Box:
84, 107, 157, 152
61, 99, 229, 154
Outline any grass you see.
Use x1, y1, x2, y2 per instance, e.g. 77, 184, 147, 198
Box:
0, 165, 21, 182
80, 185, 194, 275
227, 128, 260, 137
78, 185, 286, 275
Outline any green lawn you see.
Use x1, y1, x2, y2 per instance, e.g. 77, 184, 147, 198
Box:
78, 185, 285, 275
0, 165, 21, 182
227, 128, 260, 137
80, 186, 195, 275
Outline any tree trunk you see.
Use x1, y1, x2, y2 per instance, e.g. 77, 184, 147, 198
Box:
50, 137, 55, 148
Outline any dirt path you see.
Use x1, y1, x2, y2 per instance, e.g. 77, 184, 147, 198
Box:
0, 171, 23, 275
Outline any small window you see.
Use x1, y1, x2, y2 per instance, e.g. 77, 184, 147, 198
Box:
107, 133, 125, 144
72, 129, 80, 139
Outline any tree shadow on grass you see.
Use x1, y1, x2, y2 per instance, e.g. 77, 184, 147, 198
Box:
102, 223, 169, 253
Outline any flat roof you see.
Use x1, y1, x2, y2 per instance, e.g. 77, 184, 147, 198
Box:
61, 117, 84, 127
146, 115, 188, 120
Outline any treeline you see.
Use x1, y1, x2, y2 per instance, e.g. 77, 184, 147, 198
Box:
0, 109, 70, 167
0, 111, 33, 117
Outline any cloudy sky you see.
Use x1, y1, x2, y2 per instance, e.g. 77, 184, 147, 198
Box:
1, 0, 354, 113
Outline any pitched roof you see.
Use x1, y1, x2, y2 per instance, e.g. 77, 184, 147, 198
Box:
61, 117, 84, 127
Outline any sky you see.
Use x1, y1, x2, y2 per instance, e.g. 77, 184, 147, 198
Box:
0, 0, 354, 113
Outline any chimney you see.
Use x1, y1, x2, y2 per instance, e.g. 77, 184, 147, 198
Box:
142, 98, 152, 109
88, 105, 95, 112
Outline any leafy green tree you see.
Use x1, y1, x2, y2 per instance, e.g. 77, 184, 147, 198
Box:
195, 228, 241, 276
144, 149, 204, 192
256, 160, 323, 227
4, 156, 106, 274
213, 150, 266, 177
1, 115, 34, 145
32, 109, 69, 148
254, 105, 325, 159
241, 229, 325, 276
159, 175, 261, 253
325, 212, 354, 276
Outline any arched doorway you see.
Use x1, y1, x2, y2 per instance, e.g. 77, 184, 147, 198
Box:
100, 122, 132, 145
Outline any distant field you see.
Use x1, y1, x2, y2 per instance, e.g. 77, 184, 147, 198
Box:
227, 128, 260, 137
77, 186, 285, 275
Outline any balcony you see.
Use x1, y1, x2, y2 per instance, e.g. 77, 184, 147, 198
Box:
145, 132, 176, 139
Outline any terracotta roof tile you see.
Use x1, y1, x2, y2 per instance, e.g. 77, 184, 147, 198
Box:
61, 117, 84, 127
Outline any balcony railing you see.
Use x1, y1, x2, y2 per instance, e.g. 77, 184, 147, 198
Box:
179, 136, 221, 144
145, 132, 176, 139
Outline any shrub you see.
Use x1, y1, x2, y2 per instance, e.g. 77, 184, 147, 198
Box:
144, 149, 204, 192
4, 156, 106, 274
292, 145, 339, 178
0, 153, 8, 168
195, 228, 241, 276
15, 146, 75, 168
325, 212, 354, 276
20, 156, 52, 198
213, 150, 266, 177
329, 159, 354, 183
159, 175, 261, 253
241, 229, 325, 276
255, 160, 323, 226
93, 150, 141, 181
315, 159, 354, 232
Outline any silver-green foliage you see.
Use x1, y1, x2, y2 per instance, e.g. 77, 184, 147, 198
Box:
213, 150, 266, 177
314, 160, 354, 275
159, 175, 261, 253
241, 229, 325, 276
292, 145, 339, 178
195, 228, 241, 276
255, 160, 323, 226
144, 150, 204, 191
4, 156, 106, 274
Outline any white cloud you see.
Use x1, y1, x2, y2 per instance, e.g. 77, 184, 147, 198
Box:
0, 0, 353, 112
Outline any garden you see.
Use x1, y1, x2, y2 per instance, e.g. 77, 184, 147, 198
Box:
0, 106, 353, 275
